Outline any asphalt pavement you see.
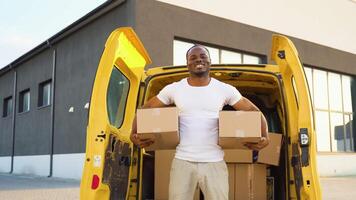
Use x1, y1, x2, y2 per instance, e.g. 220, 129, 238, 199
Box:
320, 176, 356, 200
0, 173, 356, 200
0, 173, 80, 200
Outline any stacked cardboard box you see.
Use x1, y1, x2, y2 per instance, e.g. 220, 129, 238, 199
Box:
220, 111, 283, 200
140, 109, 282, 199
219, 111, 262, 149
154, 133, 282, 200
224, 132, 282, 200
137, 107, 179, 151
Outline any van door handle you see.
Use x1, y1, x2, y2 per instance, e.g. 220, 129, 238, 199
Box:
299, 128, 310, 167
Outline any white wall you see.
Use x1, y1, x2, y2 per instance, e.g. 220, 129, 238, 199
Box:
13, 155, 50, 176
157, 0, 356, 55
0, 156, 11, 173
5, 154, 84, 180
317, 154, 356, 176
52, 153, 85, 179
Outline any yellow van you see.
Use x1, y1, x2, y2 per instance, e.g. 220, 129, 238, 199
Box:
80, 27, 321, 200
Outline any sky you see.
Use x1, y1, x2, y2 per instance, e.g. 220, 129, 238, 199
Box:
0, 0, 107, 69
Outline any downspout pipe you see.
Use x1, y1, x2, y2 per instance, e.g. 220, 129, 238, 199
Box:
9, 40, 56, 175
48, 40, 56, 177
9, 65, 17, 174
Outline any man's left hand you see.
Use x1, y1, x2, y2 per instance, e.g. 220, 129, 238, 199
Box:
244, 137, 269, 151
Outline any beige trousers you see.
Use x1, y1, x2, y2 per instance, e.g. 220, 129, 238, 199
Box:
168, 158, 229, 200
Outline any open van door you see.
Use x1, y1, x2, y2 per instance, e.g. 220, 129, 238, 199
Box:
80, 27, 151, 200
271, 35, 321, 200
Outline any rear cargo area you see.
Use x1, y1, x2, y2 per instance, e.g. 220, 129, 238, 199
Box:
141, 69, 287, 200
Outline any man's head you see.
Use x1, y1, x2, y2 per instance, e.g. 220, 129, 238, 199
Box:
186, 45, 211, 78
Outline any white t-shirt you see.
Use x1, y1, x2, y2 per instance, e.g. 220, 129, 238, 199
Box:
157, 78, 242, 162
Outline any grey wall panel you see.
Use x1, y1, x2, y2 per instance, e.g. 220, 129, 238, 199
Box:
53, 1, 135, 154
0, 72, 14, 156
135, 0, 272, 68
136, 0, 356, 75
289, 38, 356, 75
14, 49, 53, 156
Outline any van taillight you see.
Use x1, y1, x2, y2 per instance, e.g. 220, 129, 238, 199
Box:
91, 175, 100, 189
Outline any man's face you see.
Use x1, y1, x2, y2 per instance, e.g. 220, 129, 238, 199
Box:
186, 46, 211, 77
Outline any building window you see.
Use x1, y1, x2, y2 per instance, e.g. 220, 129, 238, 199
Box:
221, 50, 242, 64
19, 89, 30, 113
173, 40, 263, 66
305, 66, 355, 152
3, 96, 13, 117
38, 80, 51, 107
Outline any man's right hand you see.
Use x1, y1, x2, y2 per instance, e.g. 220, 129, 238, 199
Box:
130, 133, 155, 148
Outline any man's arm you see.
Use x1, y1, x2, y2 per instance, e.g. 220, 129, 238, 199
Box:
232, 97, 269, 150
130, 96, 167, 148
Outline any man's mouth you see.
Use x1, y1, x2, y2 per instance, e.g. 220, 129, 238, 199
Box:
196, 64, 205, 68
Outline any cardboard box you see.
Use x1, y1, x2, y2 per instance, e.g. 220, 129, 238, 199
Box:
137, 107, 179, 151
156, 150, 268, 200
224, 149, 253, 163
227, 164, 267, 200
223, 133, 283, 167
235, 164, 266, 200
258, 133, 283, 166
227, 164, 235, 200
155, 150, 200, 200
219, 111, 262, 149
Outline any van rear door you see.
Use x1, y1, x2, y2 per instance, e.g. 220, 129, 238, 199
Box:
80, 27, 151, 200
271, 35, 321, 200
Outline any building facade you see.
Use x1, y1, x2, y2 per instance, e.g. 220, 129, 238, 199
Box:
0, 0, 355, 179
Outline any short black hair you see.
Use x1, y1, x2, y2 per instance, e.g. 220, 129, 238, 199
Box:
186, 44, 210, 60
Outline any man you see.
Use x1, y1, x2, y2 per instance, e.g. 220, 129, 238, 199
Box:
130, 44, 269, 200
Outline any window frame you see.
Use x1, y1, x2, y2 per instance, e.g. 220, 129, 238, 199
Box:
38, 79, 52, 108
106, 66, 130, 128
173, 39, 265, 66
19, 89, 30, 113
2, 96, 13, 117
305, 65, 355, 152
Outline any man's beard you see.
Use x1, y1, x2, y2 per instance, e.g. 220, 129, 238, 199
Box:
191, 69, 209, 77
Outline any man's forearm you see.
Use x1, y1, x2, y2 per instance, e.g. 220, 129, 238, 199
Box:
132, 115, 137, 134
261, 115, 269, 139
242, 98, 268, 138
246, 102, 269, 139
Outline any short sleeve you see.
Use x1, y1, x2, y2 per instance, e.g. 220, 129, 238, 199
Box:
224, 84, 242, 106
157, 83, 175, 105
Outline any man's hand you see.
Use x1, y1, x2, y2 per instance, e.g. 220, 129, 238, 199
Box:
130, 133, 155, 148
244, 137, 269, 151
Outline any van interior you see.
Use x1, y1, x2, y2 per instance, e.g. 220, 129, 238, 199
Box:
140, 68, 289, 200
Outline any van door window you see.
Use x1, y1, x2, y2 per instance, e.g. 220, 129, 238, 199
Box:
107, 66, 130, 128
